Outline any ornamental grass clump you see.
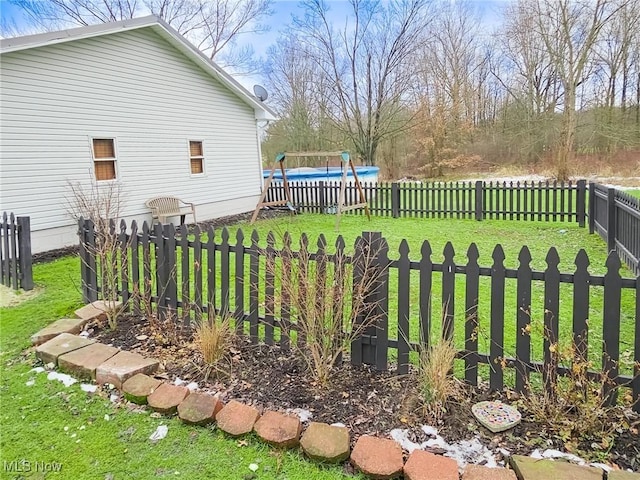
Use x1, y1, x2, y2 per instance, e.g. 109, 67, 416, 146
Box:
417, 338, 460, 420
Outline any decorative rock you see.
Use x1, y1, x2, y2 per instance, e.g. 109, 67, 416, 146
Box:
31, 318, 89, 345
147, 383, 190, 415
463, 465, 517, 480
254, 410, 302, 448
510, 455, 603, 480
95, 351, 159, 389
35, 333, 96, 365
404, 450, 458, 480
58, 343, 119, 380
216, 400, 260, 437
177, 392, 222, 425
350, 436, 404, 479
608, 472, 640, 480
122, 374, 163, 405
472, 401, 521, 433
74, 300, 123, 323
300, 422, 350, 463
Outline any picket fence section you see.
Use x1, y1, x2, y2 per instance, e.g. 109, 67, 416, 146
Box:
590, 184, 640, 275
0, 212, 33, 291
266, 179, 588, 225
78, 219, 639, 411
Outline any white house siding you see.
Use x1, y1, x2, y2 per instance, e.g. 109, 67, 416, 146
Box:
0, 28, 263, 253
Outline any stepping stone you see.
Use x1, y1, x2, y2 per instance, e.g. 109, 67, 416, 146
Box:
404, 450, 458, 480
177, 392, 222, 425
609, 472, 640, 480
254, 410, 302, 448
510, 455, 602, 480
35, 333, 96, 365
350, 435, 404, 479
472, 401, 521, 433
31, 318, 89, 345
147, 383, 190, 415
58, 343, 119, 380
300, 422, 350, 463
216, 400, 260, 437
95, 351, 159, 389
122, 374, 163, 405
463, 465, 517, 480
75, 300, 123, 323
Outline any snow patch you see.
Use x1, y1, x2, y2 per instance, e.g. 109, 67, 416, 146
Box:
25, 379, 35, 387
331, 422, 346, 428
289, 408, 313, 423
186, 382, 199, 392
149, 425, 168, 442
81, 384, 97, 393
390, 427, 499, 469
47, 371, 77, 387
173, 378, 186, 386
531, 449, 586, 465
30, 367, 45, 374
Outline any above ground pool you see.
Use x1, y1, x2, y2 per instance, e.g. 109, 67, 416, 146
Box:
263, 166, 380, 184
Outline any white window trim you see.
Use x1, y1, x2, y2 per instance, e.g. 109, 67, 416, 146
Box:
188, 139, 206, 177
90, 136, 119, 182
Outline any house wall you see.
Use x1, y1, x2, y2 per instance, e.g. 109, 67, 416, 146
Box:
0, 28, 263, 253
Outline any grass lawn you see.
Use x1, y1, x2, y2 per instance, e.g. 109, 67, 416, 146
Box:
0, 256, 357, 479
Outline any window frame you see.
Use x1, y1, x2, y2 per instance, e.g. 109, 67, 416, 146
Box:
188, 139, 206, 176
91, 137, 118, 182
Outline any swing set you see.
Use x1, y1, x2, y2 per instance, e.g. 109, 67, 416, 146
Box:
250, 151, 371, 227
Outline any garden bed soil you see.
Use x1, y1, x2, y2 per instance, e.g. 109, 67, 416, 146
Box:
91, 314, 640, 472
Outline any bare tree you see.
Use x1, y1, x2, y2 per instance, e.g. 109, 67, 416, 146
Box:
8, 0, 272, 72
290, 0, 433, 165
526, 0, 626, 179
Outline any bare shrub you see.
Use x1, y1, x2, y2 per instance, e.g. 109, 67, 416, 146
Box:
67, 176, 127, 329
266, 232, 388, 387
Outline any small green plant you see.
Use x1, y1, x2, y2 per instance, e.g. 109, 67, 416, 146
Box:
193, 313, 235, 380
416, 337, 460, 420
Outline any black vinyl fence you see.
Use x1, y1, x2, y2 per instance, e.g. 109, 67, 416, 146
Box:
266, 179, 588, 225
590, 184, 640, 276
1, 212, 33, 291
79, 219, 639, 411
267, 179, 640, 275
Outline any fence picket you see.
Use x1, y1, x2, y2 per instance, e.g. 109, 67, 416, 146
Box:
264, 232, 276, 345
193, 225, 203, 325
603, 252, 622, 405
442, 242, 455, 341
465, 244, 480, 386
490, 245, 506, 391
543, 247, 561, 395
220, 228, 230, 318
234, 229, 245, 333
249, 230, 260, 343
573, 250, 590, 365
419, 241, 433, 349
397, 240, 411, 374
515, 246, 532, 393
180, 224, 190, 325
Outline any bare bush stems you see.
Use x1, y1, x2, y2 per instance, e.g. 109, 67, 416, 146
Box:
264, 233, 388, 387
67, 177, 128, 329
511, 318, 635, 450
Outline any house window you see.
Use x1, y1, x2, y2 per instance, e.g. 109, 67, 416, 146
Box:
189, 141, 204, 175
92, 138, 116, 181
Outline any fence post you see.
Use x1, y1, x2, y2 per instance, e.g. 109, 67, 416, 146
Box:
79, 218, 98, 303
588, 182, 596, 234
576, 180, 586, 228
391, 183, 400, 218
351, 232, 386, 368
16, 216, 33, 291
607, 188, 616, 253
475, 181, 483, 221
319, 181, 326, 214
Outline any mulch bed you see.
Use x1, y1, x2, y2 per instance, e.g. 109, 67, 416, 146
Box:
90, 313, 640, 471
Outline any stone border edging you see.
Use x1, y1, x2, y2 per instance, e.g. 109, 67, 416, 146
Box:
30, 302, 638, 480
